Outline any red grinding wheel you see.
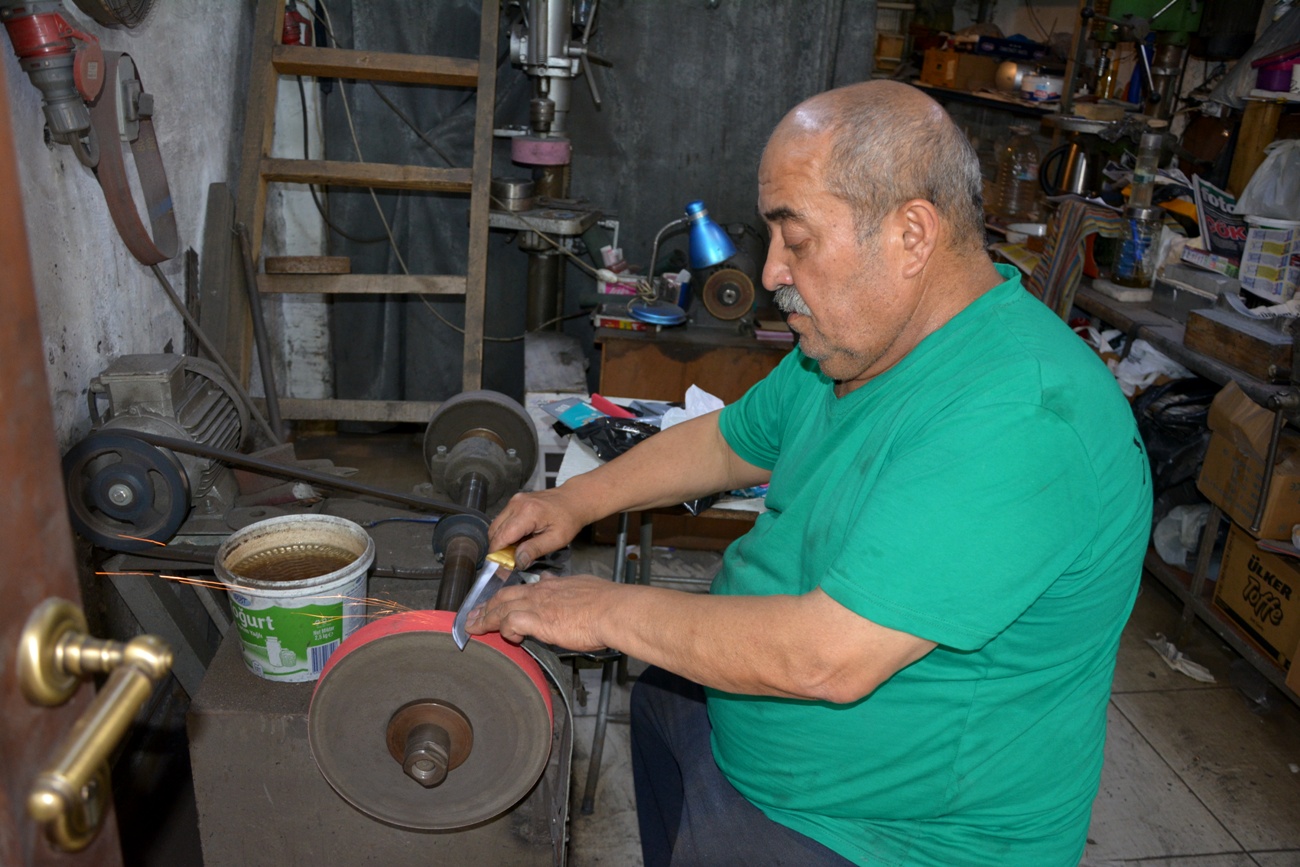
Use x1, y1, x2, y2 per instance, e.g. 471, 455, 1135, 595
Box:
308, 610, 553, 830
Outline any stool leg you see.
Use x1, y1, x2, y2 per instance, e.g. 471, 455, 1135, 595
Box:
638, 510, 653, 586
581, 511, 630, 814
582, 656, 617, 815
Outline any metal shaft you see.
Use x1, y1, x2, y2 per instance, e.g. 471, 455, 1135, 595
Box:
460, 471, 489, 515
435, 534, 484, 611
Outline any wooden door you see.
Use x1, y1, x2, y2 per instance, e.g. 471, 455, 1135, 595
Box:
0, 62, 125, 867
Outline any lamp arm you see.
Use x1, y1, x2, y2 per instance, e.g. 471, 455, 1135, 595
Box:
648, 216, 690, 281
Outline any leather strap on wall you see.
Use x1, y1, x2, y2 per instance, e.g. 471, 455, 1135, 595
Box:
87, 51, 177, 265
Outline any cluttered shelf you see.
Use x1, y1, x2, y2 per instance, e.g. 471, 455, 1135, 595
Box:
1073, 281, 1287, 407
1075, 281, 1300, 706
1143, 545, 1300, 706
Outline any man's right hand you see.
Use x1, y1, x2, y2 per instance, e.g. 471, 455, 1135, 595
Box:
487, 486, 592, 571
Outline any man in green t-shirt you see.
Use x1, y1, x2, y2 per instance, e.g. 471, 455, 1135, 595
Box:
469, 80, 1151, 866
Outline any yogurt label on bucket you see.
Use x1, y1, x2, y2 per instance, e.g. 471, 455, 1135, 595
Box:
227, 581, 365, 681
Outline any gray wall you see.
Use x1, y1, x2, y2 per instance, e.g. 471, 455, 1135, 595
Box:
567, 0, 876, 270
4, 0, 254, 449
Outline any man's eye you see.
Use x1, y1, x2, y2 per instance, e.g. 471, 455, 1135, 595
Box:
788, 240, 808, 255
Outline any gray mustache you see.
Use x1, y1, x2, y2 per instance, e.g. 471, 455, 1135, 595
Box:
773, 284, 811, 316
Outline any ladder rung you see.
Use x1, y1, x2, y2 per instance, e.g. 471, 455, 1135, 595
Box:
265, 255, 351, 274
272, 44, 479, 86
268, 398, 441, 424
261, 158, 471, 192
257, 274, 468, 295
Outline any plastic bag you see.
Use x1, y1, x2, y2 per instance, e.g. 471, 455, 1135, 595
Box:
1108, 339, 1192, 398
1237, 140, 1300, 222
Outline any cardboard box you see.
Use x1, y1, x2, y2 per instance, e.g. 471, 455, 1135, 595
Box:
1214, 522, 1300, 669
918, 49, 998, 92
1196, 381, 1300, 540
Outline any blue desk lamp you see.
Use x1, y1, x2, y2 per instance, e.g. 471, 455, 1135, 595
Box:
631, 200, 736, 326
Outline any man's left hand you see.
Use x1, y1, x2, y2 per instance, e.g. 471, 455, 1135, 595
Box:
465, 573, 614, 652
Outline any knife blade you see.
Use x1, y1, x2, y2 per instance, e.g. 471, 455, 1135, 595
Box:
452, 556, 538, 650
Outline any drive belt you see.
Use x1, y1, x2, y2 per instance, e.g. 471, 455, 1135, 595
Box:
87, 51, 177, 265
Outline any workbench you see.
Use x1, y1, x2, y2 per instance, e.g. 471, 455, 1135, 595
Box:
1073, 282, 1300, 706
594, 327, 791, 406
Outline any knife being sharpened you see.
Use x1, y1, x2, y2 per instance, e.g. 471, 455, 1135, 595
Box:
452, 547, 540, 650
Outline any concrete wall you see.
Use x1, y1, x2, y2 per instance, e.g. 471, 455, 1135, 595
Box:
3, 0, 254, 450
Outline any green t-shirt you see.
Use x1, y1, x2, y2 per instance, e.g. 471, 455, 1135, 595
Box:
713, 265, 1151, 866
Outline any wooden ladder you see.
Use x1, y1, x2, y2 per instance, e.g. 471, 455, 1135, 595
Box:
232, 0, 499, 424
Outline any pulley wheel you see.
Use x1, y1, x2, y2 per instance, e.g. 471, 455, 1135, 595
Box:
308, 610, 554, 830
701, 268, 756, 321
423, 390, 539, 483
62, 432, 191, 552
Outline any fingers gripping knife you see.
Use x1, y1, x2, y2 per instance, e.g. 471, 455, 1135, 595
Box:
452, 548, 539, 649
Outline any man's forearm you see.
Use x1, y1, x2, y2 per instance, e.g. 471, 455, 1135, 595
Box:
484, 578, 935, 703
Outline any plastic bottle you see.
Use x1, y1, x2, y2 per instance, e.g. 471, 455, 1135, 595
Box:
994, 126, 1041, 222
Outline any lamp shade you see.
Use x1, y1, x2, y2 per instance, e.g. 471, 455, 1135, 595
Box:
685, 200, 736, 269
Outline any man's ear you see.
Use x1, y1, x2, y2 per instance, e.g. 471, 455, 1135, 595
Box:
897, 199, 940, 279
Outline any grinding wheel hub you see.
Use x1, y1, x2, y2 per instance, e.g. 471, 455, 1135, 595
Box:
701, 268, 756, 321
308, 611, 553, 830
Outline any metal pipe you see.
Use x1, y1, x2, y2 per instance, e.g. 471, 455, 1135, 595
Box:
235, 223, 283, 436
582, 510, 628, 814
526, 251, 563, 331
1252, 406, 1287, 533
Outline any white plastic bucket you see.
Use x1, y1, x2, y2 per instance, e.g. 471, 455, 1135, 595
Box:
1240, 215, 1300, 302
216, 514, 374, 682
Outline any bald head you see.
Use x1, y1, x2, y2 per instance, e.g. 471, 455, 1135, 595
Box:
767, 82, 985, 252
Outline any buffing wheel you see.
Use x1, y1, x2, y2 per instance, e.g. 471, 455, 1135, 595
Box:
422, 390, 539, 488
308, 611, 553, 830
701, 268, 756, 321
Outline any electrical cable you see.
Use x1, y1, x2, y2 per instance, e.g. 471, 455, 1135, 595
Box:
1024, 0, 1053, 43
295, 75, 389, 244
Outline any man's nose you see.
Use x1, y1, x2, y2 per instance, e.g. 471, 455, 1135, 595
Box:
762, 247, 791, 292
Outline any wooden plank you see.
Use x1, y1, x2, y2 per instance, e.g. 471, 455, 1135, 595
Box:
257, 273, 467, 295
198, 184, 244, 368
271, 44, 478, 86
598, 333, 788, 404
261, 158, 471, 192
461, 0, 500, 391
1183, 307, 1291, 383
265, 255, 351, 274
267, 397, 441, 424
231, 0, 286, 385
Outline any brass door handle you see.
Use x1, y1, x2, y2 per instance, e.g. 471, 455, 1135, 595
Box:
18, 597, 173, 853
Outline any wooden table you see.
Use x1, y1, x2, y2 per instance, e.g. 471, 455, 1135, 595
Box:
595, 326, 791, 405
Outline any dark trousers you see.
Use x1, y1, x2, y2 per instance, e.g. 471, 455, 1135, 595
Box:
630, 666, 856, 867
